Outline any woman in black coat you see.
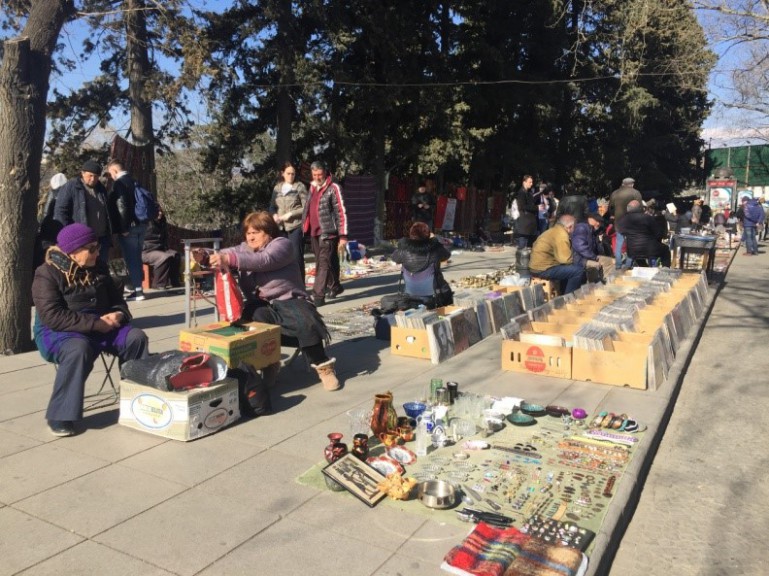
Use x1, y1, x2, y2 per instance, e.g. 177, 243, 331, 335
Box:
513, 175, 539, 248
390, 222, 453, 308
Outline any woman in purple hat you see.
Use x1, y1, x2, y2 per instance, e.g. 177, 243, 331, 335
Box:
32, 223, 149, 437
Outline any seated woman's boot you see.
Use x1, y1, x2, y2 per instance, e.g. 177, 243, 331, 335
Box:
311, 358, 340, 391
261, 362, 281, 388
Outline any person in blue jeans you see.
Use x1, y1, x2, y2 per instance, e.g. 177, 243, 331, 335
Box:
529, 214, 586, 294
742, 197, 766, 256
107, 161, 148, 301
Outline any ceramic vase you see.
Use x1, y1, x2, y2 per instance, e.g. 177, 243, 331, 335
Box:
352, 433, 369, 461
323, 432, 348, 492
324, 432, 348, 464
370, 392, 398, 438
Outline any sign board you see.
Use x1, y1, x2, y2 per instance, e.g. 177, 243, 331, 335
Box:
706, 179, 736, 211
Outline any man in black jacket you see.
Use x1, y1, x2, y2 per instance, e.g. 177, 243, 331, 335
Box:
616, 200, 671, 267
107, 161, 147, 301
53, 160, 112, 265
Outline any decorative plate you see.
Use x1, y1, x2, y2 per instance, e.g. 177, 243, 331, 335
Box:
546, 405, 570, 417
366, 455, 405, 476
507, 412, 536, 426
387, 445, 418, 465
520, 402, 547, 417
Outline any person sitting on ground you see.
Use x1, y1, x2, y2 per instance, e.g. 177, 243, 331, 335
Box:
529, 214, 586, 294
32, 223, 149, 437
571, 212, 605, 282
141, 205, 182, 289
616, 200, 671, 267
194, 211, 340, 392
390, 222, 453, 308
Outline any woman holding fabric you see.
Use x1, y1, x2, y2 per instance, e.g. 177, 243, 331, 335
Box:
32, 223, 149, 437
269, 162, 308, 284
195, 211, 339, 391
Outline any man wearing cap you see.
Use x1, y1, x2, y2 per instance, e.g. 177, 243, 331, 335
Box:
54, 160, 112, 265
609, 177, 642, 268
572, 213, 605, 268
32, 223, 149, 437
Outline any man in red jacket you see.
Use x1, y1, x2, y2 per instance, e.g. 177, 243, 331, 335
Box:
302, 161, 348, 307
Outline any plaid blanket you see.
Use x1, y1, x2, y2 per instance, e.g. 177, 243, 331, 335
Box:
441, 523, 587, 576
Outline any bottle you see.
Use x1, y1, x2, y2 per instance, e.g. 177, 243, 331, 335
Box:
415, 415, 430, 456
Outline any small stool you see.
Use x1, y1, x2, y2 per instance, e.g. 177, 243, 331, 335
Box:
142, 264, 153, 290
530, 278, 560, 301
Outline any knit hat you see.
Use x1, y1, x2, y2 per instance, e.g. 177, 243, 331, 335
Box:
81, 159, 102, 175
50, 173, 67, 190
586, 212, 603, 222
622, 177, 635, 186
57, 223, 97, 254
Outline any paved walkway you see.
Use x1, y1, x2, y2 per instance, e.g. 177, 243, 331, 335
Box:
610, 247, 769, 576
0, 244, 747, 576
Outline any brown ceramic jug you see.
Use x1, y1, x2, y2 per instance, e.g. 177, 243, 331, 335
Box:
370, 392, 398, 437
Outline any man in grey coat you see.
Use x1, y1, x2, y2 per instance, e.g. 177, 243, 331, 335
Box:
609, 177, 642, 268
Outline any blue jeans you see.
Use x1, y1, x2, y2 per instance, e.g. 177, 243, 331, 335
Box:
118, 223, 147, 290
533, 265, 586, 295
744, 226, 758, 254
614, 230, 625, 268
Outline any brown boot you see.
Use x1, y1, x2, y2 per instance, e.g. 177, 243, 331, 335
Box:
261, 362, 281, 388
311, 357, 340, 391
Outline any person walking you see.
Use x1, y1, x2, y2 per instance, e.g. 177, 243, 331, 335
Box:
269, 162, 308, 285
741, 197, 765, 256
302, 161, 348, 307
54, 160, 113, 266
609, 177, 642, 268
107, 161, 148, 301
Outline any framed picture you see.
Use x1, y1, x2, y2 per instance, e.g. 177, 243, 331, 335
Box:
322, 453, 387, 507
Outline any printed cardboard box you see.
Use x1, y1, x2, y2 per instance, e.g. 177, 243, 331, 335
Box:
501, 328, 572, 379
119, 378, 240, 441
179, 321, 280, 369
390, 307, 463, 359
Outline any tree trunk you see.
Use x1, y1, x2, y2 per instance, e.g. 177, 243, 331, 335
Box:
275, 0, 294, 166
125, 0, 156, 189
0, 1, 71, 354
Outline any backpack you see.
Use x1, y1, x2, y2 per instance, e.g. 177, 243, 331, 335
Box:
134, 183, 159, 222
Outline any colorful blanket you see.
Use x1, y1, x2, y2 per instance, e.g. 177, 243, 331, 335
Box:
441, 523, 587, 576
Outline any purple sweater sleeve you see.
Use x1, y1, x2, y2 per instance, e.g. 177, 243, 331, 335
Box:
223, 237, 294, 272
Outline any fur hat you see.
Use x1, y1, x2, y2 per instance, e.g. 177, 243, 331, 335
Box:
57, 223, 97, 254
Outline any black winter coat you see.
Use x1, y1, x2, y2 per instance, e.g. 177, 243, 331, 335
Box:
515, 187, 539, 236
391, 237, 451, 292
617, 212, 667, 258
32, 248, 131, 334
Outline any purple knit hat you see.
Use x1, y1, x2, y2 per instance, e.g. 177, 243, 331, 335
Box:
57, 223, 97, 254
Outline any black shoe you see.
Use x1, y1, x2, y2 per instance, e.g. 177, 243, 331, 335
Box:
312, 295, 326, 307
48, 420, 75, 437
327, 285, 345, 299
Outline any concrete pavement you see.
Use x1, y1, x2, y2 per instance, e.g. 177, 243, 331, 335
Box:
0, 244, 741, 576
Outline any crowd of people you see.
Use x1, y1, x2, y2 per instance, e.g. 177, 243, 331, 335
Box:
31, 161, 767, 438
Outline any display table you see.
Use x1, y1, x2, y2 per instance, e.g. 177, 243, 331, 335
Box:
671, 234, 716, 277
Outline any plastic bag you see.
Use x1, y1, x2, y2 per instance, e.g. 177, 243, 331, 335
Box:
215, 268, 244, 322
121, 350, 228, 391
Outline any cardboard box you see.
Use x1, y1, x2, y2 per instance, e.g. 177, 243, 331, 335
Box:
501, 339, 572, 379
390, 307, 463, 359
179, 322, 280, 369
571, 342, 647, 389
530, 278, 560, 301
119, 378, 240, 441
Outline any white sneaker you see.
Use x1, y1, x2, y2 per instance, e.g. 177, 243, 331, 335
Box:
130, 289, 146, 302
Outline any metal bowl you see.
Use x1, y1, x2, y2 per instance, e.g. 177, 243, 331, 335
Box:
417, 480, 458, 509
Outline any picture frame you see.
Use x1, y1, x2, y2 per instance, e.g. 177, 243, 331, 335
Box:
321, 453, 387, 507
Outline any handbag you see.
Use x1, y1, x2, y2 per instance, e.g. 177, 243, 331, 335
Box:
215, 267, 244, 322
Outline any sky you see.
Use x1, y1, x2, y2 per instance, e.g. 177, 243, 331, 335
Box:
40, 2, 764, 149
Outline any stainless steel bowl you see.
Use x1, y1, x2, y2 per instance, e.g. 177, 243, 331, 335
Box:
417, 480, 457, 509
